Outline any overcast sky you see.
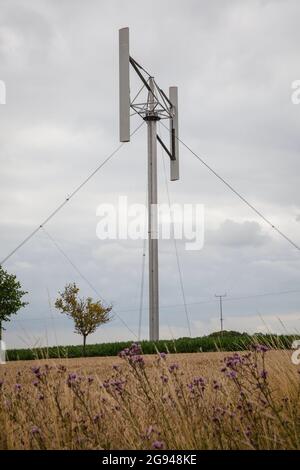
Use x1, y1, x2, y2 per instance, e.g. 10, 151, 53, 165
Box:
1, 0, 300, 349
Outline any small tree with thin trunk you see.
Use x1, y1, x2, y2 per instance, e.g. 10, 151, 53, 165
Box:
0, 265, 28, 341
55, 283, 112, 356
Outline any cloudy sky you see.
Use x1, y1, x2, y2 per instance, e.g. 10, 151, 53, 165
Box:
1, 0, 300, 349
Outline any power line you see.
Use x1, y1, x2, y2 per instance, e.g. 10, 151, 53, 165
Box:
0, 122, 145, 266
122, 287, 300, 311
160, 122, 300, 252
42, 228, 104, 301
42, 227, 138, 340
222, 288, 300, 302
11, 286, 300, 323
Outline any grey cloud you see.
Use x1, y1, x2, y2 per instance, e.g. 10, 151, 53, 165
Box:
209, 219, 271, 247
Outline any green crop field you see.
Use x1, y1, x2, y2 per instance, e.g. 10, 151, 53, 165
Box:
5, 331, 299, 361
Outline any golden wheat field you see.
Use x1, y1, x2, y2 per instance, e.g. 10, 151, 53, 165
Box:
0, 346, 299, 450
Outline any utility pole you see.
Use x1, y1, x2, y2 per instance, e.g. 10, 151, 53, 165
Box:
215, 293, 226, 332
146, 78, 159, 341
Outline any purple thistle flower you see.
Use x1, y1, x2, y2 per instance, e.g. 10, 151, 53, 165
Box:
193, 376, 206, 387
15, 383, 22, 392
227, 370, 238, 380
159, 352, 167, 360
129, 355, 145, 367
252, 344, 269, 353
119, 343, 143, 358
119, 343, 144, 368
224, 354, 244, 370
30, 367, 43, 380
188, 376, 206, 394
152, 440, 165, 450
129, 343, 142, 355
67, 373, 78, 387
110, 378, 126, 393
102, 378, 126, 394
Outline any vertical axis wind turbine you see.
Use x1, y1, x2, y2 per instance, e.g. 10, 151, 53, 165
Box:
119, 27, 179, 341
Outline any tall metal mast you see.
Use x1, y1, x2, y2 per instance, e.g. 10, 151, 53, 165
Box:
146, 78, 159, 341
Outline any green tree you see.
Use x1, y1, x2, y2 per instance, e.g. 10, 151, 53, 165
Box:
0, 265, 28, 340
55, 283, 112, 356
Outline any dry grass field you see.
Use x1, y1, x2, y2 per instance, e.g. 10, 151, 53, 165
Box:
0, 346, 299, 450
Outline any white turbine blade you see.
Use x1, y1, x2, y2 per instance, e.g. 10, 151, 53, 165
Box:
119, 27, 130, 142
